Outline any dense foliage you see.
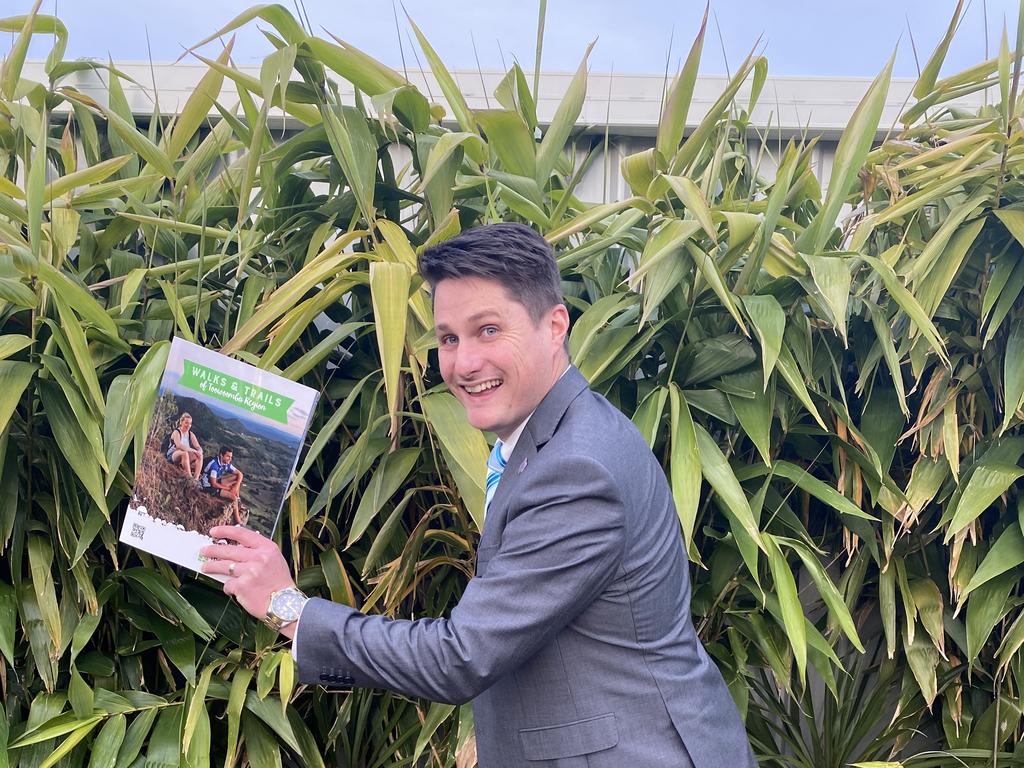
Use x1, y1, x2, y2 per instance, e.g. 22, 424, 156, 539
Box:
1, 1, 1024, 766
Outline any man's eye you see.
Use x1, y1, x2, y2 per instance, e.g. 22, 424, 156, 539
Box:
440, 335, 458, 345
482, 326, 499, 336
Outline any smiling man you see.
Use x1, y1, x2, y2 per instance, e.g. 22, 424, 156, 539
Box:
202, 223, 754, 767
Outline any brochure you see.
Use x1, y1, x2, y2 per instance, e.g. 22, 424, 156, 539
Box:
119, 337, 319, 575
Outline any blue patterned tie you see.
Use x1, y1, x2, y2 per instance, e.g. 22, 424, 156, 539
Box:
484, 440, 506, 514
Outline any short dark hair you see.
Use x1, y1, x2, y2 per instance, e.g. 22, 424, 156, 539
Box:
219, 447, 233, 458
417, 222, 562, 322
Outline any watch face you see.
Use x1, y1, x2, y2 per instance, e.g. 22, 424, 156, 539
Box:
270, 589, 307, 622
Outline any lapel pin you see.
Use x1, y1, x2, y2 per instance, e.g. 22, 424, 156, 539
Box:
517, 457, 528, 474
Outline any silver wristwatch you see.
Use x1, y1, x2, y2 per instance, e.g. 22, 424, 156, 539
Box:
265, 586, 308, 630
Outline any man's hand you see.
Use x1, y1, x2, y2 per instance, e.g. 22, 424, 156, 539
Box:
201, 526, 298, 638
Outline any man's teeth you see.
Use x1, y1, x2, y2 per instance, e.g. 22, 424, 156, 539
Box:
465, 380, 502, 394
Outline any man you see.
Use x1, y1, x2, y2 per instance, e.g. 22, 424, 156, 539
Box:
201, 447, 246, 525
202, 223, 754, 767
201, 447, 244, 501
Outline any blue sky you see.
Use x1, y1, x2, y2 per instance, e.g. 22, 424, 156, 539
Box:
12, 1, 1023, 78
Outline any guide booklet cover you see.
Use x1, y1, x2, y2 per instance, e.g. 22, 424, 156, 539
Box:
119, 337, 319, 575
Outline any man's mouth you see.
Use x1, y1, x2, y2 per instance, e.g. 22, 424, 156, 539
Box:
463, 378, 503, 395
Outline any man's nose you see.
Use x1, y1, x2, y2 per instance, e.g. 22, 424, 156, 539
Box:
452, 339, 483, 378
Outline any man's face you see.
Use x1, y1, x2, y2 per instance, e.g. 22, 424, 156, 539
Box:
434, 276, 569, 441
220, 451, 232, 464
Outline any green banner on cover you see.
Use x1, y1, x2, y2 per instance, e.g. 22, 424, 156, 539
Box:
179, 359, 294, 424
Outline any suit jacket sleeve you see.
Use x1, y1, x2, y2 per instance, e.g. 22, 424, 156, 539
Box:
294, 454, 625, 704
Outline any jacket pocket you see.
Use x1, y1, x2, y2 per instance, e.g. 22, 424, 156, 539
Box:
519, 713, 618, 761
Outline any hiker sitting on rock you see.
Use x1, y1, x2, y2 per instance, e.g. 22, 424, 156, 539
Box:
201, 447, 244, 511
166, 412, 204, 482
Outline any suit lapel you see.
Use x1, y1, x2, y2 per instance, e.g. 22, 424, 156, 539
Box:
480, 366, 589, 540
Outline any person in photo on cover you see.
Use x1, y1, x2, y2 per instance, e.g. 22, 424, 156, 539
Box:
166, 412, 204, 482
201, 447, 246, 523
200, 223, 755, 767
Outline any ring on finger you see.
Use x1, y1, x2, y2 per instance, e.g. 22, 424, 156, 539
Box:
228, 561, 236, 577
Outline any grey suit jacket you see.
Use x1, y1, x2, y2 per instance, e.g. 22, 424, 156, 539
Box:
296, 367, 755, 767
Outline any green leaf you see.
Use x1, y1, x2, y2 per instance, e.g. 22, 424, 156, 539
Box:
535, 42, 593, 184
668, 386, 702, 557
87, 714, 126, 768
909, 578, 945, 657
322, 102, 378, 224
685, 242, 747, 334
0, 581, 15, 665
656, 6, 707, 165
12, 713, 104, 748
114, 706, 157, 768
797, 52, 893, 254
347, 448, 420, 547
122, 569, 214, 640
943, 463, 1024, 542
39, 720, 100, 768
411, 702, 456, 763
865, 302, 909, 417
51, 293, 106, 415
912, 0, 965, 98
724, 371, 772, 467
804, 254, 851, 346
223, 668, 253, 768
37, 380, 107, 513
495, 62, 537, 129
407, 17, 476, 135
422, 132, 486, 188
774, 344, 827, 430
31, 260, 118, 338
740, 295, 785, 388
1001, 321, 1024, 434
779, 537, 864, 652
669, 51, 759, 175
736, 461, 878, 522
62, 91, 176, 178
167, 41, 231, 161
1, 2, 44, 97
962, 524, 1024, 600
966, 572, 1016, 664
764, 533, 806, 682
631, 219, 701, 324
421, 392, 489, 532
0, 361, 35, 435
632, 386, 669, 449
27, 536, 60, 656
183, 666, 214, 754
904, 630, 939, 707
369, 261, 412, 437
663, 175, 717, 242
694, 424, 764, 552
915, 216, 987, 323
474, 109, 536, 178
43, 155, 132, 200
307, 36, 408, 96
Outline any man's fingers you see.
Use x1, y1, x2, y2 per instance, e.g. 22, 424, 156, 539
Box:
201, 559, 236, 577
208, 525, 261, 544
201, 543, 252, 561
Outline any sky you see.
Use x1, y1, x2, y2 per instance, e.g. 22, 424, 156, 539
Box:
9, 0, 1023, 79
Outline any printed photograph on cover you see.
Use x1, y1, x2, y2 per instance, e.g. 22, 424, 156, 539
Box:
119, 337, 319, 575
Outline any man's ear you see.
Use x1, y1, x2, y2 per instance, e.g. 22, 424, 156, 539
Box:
550, 303, 570, 349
